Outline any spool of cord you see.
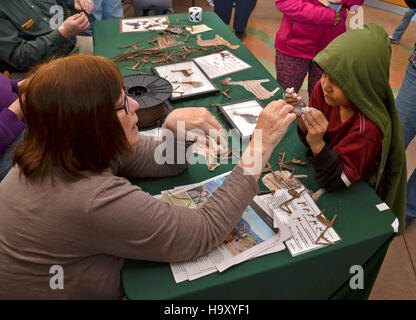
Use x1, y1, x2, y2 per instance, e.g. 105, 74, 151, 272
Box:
123, 74, 173, 129
188, 7, 203, 23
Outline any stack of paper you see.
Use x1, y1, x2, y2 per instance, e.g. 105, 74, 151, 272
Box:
156, 172, 291, 283
258, 188, 341, 257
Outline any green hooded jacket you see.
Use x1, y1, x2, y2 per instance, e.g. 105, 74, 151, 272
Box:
313, 23, 407, 234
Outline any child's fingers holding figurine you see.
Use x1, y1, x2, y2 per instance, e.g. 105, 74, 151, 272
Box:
284, 87, 304, 107
302, 108, 328, 154
302, 107, 328, 134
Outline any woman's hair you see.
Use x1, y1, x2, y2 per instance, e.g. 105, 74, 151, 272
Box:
13, 55, 131, 182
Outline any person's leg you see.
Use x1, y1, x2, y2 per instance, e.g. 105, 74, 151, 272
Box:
396, 62, 416, 222
406, 171, 416, 226
390, 8, 416, 42
102, 0, 124, 20
83, 0, 103, 36
275, 50, 309, 94
213, 0, 233, 25
0, 130, 24, 181
133, 0, 151, 16
233, 0, 257, 34
93, 0, 104, 20
397, 63, 416, 149
307, 61, 323, 98
153, 0, 174, 15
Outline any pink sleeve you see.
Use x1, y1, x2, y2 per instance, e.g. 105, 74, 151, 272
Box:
341, 0, 364, 10
275, 0, 336, 26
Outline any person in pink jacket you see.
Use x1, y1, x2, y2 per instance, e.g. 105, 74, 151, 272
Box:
274, 0, 364, 97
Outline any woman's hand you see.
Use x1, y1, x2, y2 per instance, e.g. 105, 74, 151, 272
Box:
256, 100, 296, 149
17, 79, 26, 88
8, 98, 23, 120
238, 100, 296, 179
163, 107, 224, 142
302, 107, 328, 156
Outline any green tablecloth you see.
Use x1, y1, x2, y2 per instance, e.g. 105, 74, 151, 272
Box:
93, 12, 397, 300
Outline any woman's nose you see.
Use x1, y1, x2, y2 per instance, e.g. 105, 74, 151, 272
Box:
128, 97, 139, 113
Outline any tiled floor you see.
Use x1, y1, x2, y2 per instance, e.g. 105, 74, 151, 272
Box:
126, 0, 416, 299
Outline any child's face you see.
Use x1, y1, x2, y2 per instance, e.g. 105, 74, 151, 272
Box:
321, 73, 353, 107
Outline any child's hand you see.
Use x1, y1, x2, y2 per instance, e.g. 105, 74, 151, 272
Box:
284, 87, 305, 107
302, 107, 328, 156
334, 11, 341, 25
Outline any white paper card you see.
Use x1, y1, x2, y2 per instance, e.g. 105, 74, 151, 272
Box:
391, 218, 399, 233
194, 50, 252, 79
376, 203, 390, 212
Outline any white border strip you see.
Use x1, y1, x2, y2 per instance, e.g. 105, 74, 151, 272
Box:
341, 171, 352, 187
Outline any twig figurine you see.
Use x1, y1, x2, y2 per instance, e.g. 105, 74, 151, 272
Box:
314, 210, 338, 246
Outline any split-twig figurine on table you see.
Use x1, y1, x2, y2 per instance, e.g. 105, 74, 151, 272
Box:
278, 186, 306, 214
314, 209, 338, 246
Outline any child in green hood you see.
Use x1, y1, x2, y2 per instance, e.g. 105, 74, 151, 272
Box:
285, 23, 407, 234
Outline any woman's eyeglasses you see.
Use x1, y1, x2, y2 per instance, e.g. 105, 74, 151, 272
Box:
114, 88, 130, 114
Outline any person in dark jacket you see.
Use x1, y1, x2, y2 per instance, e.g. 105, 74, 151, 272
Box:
0, 0, 93, 72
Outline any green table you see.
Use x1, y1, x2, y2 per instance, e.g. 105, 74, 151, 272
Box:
93, 12, 397, 300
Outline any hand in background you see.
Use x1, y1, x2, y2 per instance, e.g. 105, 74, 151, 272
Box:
58, 13, 90, 39
8, 98, 23, 120
334, 11, 341, 25
74, 0, 94, 15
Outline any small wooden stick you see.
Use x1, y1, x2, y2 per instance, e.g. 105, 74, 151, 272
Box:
222, 88, 231, 99
257, 190, 276, 195
315, 227, 334, 246
127, 61, 141, 71
291, 158, 308, 166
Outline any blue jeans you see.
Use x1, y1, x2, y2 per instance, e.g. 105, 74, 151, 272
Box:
93, 0, 124, 20
0, 130, 25, 181
396, 62, 416, 219
213, 0, 257, 33
86, 0, 124, 35
132, 0, 173, 16
391, 8, 416, 42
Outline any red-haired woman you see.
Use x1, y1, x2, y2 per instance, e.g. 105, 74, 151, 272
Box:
0, 55, 295, 299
